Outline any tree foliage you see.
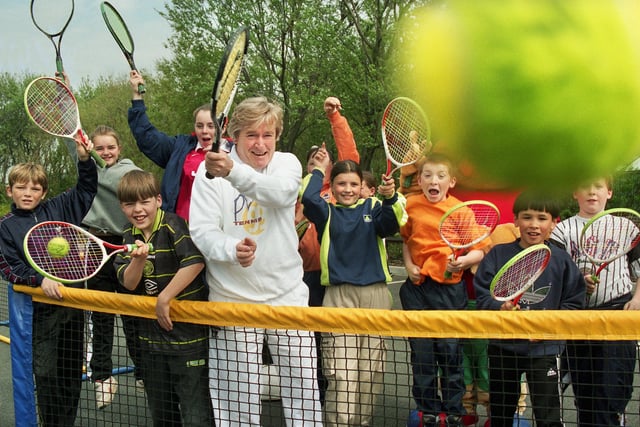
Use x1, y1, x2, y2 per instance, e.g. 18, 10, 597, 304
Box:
2, 0, 640, 216
154, 0, 430, 172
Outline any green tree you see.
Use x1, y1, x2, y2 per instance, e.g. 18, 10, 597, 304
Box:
153, 0, 429, 173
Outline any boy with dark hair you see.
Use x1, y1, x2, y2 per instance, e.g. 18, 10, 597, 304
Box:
113, 169, 213, 426
0, 139, 97, 426
474, 191, 586, 427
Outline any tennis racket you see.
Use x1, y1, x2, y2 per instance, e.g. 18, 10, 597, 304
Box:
381, 97, 431, 176
100, 1, 145, 94
211, 26, 249, 152
24, 77, 106, 167
24, 221, 153, 284
490, 244, 552, 307
439, 200, 500, 279
579, 207, 640, 288
30, 0, 75, 76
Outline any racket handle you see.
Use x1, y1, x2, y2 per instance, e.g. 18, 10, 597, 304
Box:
385, 159, 392, 176
206, 133, 222, 179
125, 243, 154, 252
56, 57, 64, 76
137, 83, 146, 94
89, 150, 106, 168
444, 270, 452, 279
76, 129, 106, 168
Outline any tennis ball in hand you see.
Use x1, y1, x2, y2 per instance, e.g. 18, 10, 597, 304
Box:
47, 237, 70, 258
395, 0, 640, 192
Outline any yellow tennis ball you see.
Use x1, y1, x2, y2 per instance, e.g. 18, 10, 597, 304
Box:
47, 237, 70, 258
395, 0, 640, 192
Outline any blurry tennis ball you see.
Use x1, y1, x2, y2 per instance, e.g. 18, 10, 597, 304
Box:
395, 0, 640, 192
47, 237, 70, 258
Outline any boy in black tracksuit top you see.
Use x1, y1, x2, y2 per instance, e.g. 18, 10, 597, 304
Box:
0, 141, 97, 426
474, 192, 585, 427
113, 170, 212, 427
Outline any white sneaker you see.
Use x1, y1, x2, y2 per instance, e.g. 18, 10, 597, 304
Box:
95, 376, 118, 409
135, 379, 145, 394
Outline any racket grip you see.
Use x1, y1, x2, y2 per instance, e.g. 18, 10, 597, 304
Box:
125, 243, 154, 252
56, 58, 64, 75
90, 150, 107, 168
444, 270, 453, 279
138, 83, 146, 94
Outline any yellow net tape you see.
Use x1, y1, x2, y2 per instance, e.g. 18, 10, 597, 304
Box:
13, 284, 640, 340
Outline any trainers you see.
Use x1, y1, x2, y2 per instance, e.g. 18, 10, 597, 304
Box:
135, 379, 145, 393
446, 415, 463, 427
422, 413, 439, 427
95, 376, 118, 409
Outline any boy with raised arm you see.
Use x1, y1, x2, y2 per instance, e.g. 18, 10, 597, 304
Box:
0, 138, 97, 426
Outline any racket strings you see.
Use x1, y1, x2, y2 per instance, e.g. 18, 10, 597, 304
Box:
581, 214, 640, 262
440, 205, 499, 248
493, 250, 550, 299
26, 80, 78, 135
31, 0, 74, 35
27, 225, 104, 282
383, 101, 430, 165
216, 35, 247, 116
102, 6, 134, 51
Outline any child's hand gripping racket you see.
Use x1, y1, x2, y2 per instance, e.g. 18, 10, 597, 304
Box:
579, 207, 640, 301
100, 1, 145, 94
24, 77, 106, 167
490, 244, 552, 309
24, 221, 153, 284
439, 200, 500, 279
381, 97, 432, 177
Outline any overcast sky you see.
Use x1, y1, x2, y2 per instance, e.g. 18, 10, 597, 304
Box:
1, 1, 171, 81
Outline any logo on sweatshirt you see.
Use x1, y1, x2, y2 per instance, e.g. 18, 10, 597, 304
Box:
233, 193, 264, 235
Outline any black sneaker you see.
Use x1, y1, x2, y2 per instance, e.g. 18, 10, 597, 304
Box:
446, 414, 463, 427
422, 414, 439, 427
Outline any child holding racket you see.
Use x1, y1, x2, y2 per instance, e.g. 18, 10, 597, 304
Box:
474, 191, 585, 427
127, 70, 233, 220
113, 170, 213, 426
301, 145, 405, 426
0, 137, 97, 426
399, 153, 492, 427
295, 96, 361, 403
549, 177, 640, 427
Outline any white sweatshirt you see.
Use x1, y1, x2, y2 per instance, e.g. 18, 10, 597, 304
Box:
189, 148, 309, 306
